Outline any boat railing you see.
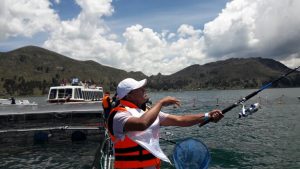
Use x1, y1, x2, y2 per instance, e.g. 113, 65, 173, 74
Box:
92, 128, 114, 169
100, 130, 114, 169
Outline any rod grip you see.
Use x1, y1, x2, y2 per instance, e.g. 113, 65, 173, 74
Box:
199, 104, 236, 127
199, 119, 211, 127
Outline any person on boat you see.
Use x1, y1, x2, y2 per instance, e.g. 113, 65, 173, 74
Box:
10, 97, 16, 104
107, 78, 223, 169
102, 92, 112, 119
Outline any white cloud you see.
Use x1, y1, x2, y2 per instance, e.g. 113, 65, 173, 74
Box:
44, 0, 300, 75
0, 0, 59, 40
202, 0, 300, 61
43, 0, 209, 75
44, 0, 122, 67
177, 24, 202, 38
120, 24, 208, 75
53, 0, 60, 4
279, 53, 300, 69
1, 0, 299, 76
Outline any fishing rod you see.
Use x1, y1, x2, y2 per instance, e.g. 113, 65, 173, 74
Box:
200, 66, 300, 127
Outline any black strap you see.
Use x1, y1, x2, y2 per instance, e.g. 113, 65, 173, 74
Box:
107, 110, 117, 135
115, 153, 156, 161
115, 144, 143, 154
115, 144, 155, 162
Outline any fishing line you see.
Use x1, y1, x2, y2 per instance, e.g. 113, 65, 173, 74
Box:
200, 66, 300, 127
160, 137, 177, 144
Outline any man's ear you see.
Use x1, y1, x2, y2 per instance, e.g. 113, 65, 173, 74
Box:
123, 95, 130, 100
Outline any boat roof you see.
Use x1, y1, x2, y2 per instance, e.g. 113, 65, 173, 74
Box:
49, 85, 103, 90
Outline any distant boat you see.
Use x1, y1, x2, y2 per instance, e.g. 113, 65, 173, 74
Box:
298, 96, 300, 100
47, 85, 104, 103
0, 98, 37, 106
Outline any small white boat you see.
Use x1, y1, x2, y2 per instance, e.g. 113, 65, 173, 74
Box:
0, 98, 37, 106
16, 99, 38, 106
0, 99, 10, 105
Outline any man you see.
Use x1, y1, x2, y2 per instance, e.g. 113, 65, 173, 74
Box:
107, 78, 223, 169
102, 92, 111, 119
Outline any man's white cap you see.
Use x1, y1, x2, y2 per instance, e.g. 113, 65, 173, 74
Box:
117, 78, 147, 99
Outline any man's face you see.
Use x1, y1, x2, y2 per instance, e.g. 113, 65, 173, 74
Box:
127, 87, 148, 106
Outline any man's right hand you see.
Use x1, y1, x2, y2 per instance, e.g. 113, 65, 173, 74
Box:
159, 96, 181, 107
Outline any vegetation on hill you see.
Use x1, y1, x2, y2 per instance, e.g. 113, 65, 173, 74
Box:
0, 46, 146, 96
0, 46, 299, 96
148, 58, 300, 90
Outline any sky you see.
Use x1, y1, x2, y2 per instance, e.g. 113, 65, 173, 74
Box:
0, 0, 300, 76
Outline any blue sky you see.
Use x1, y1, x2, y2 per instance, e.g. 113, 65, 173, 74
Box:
105, 0, 227, 34
51, 0, 81, 20
0, 0, 299, 75
47, 0, 228, 41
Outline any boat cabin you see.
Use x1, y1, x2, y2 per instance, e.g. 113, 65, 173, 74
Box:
48, 85, 104, 103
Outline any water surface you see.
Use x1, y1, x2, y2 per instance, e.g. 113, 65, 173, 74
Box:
0, 88, 299, 169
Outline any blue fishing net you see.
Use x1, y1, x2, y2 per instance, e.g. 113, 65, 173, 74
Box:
173, 138, 211, 169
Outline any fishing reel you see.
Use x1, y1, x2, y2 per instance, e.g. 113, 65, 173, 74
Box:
238, 102, 260, 118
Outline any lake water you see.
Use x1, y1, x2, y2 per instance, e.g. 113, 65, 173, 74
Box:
0, 88, 299, 169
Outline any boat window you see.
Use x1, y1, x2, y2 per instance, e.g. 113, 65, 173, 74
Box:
88, 91, 91, 100
78, 88, 83, 99
74, 89, 77, 99
89, 91, 92, 100
94, 92, 98, 101
94, 91, 103, 101
82, 91, 86, 100
75, 88, 80, 99
99, 91, 103, 100
66, 89, 72, 98
58, 89, 65, 98
49, 89, 57, 99
92, 92, 95, 101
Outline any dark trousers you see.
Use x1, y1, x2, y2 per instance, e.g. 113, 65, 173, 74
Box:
103, 108, 111, 119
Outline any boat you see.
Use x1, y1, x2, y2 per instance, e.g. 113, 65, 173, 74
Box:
0, 98, 37, 106
0, 99, 11, 105
47, 84, 104, 103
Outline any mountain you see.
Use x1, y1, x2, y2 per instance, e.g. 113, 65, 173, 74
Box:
147, 58, 300, 90
0, 46, 146, 96
0, 46, 299, 96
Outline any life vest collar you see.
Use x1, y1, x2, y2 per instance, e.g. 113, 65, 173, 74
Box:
120, 100, 139, 108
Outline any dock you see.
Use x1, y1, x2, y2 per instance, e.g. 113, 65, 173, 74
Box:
0, 104, 105, 142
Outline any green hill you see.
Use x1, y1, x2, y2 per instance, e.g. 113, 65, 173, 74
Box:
148, 58, 300, 90
0, 46, 299, 96
0, 46, 146, 96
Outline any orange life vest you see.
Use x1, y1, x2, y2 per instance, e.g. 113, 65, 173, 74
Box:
107, 100, 161, 169
102, 95, 110, 108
